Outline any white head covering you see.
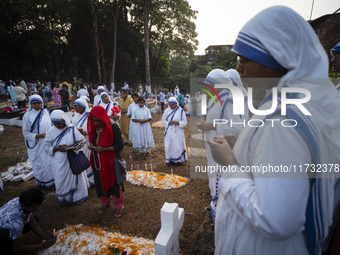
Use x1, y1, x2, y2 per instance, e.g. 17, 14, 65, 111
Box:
168, 97, 178, 105
232, 6, 340, 254
80, 96, 90, 102
50, 109, 70, 127
205, 69, 232, 88
97, 86, 105, 93
74, 98, 90, 113
28, 95, 43, 111
225, 69, 248, 96
100, 92, 109, 99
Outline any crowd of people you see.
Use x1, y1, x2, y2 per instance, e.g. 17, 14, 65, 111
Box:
1, 5, 340, 255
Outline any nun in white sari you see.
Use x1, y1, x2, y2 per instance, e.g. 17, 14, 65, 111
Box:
98, 92, 121, 126
72, 98, 94, 186
162, 97, 187, 166
93, 85, 105, 106
44, 110, 89, 204
22, 95, 54, 188
198, 69, 249, 223
208, 6, 340, 255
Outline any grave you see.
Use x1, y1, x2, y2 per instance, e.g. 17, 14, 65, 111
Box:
155, 202, 184, 255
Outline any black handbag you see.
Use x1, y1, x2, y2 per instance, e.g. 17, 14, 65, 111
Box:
67, 127, 89, 175
114, 151, 127, 185
67, 150, 89, 175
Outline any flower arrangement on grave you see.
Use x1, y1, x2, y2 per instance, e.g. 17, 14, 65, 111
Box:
151, 121, 164, 128
127, 170, 188, 189
39, 224, 154, 255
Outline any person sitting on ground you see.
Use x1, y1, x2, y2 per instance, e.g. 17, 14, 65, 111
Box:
0, 188, 57, 255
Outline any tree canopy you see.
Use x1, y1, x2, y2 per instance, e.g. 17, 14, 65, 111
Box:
0, 0, 198, 88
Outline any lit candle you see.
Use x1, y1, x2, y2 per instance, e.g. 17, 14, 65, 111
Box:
150, 163, 153, 172
131, 164, 133, 171
145, 164, 147, 171
171, 169, 173, 175
53, 229, 56, 237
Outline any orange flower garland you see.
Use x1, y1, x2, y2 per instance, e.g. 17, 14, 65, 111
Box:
127, 171, 188, 189
186, 147, 206, 157
151, 121, 164, 128
39, 224, 154, 255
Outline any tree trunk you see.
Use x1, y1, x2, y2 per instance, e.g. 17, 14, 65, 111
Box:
143, 0, 151, 86
110, 1, 120, 87
100, 41, 107, 85
89, 0, 102, 83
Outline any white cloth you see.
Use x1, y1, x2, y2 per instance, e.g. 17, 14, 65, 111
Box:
162, 106, 187, 165
22, 97, 54, 188
226, 69, 248, 97
124, 83, 129, 90
127, 102, 139, 141
94, 94, 101, 106
132, 106, 154, 149
77, 88, 89, 98
0, 81, 6, 94
13, 86, 26, 101
20, 80, 28, 92
72, 99, 94, 186
44, 110, 89, 204
138, 85, 143, 94
215, 6, 340, 255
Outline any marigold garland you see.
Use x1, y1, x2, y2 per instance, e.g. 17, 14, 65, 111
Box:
127, 171, 188, 189
191, 133, 206, 141
39, 224, 154, 255
186, 147, 206, 157
151, 121, 164, 128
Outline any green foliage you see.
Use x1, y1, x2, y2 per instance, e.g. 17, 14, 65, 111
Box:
329, 71, 340, 78
0, 0, 198, 86
192, 47, 238, 79
169, 57, 189, 76
212, 47, 238, 70
163, 74, 190, 91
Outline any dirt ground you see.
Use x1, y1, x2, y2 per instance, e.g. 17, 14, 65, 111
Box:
0, 104, 213, 255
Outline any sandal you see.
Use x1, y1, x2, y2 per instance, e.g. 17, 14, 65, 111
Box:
204, 206, 210, 211
133, 148, 138, 153
114, 206, 124, 218
129, 143, 133, 147
75, 200, 85, 206
98, 204, 110, 215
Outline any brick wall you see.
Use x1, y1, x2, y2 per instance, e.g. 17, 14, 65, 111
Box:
310, 13, 340, 58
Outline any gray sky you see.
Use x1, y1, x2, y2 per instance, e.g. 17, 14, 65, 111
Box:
188, 0, 340, 55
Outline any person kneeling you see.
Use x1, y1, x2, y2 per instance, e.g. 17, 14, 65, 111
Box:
0, 188, 57, 255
